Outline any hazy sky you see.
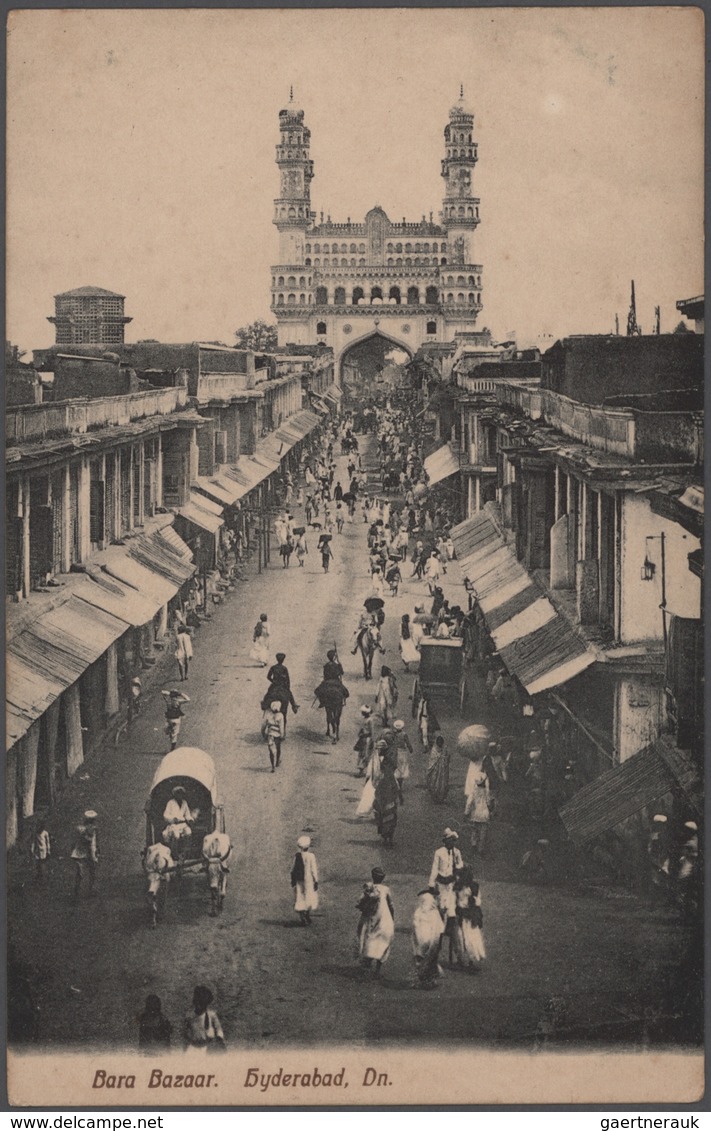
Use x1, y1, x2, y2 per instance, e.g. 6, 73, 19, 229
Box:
7, 7, 704, 352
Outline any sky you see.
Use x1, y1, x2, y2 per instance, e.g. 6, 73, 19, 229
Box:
6, 7, 704, 353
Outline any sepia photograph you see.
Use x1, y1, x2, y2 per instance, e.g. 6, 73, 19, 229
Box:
4, 6, 705, 1107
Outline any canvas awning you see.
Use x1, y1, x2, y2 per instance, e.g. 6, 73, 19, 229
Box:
424, 442, 460, 486
195, 474, 241, 507
213, 409, 322, 503
177, 492, 224, 536
450, 508, 596, 695
6, 522, 196, 749
559, 736, 703, 845
7, 597, 128, 747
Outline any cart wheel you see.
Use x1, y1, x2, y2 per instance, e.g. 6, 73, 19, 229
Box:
411, 678, 420, 718
459, 675, 467, 715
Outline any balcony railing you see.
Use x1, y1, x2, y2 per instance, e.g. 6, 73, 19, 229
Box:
196, 373, 255, 403
497, 382, 544, 422
7, 387, 189, 444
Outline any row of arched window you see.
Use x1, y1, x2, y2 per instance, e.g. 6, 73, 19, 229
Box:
311, 285, 440, 305
306, 242, 367, 254
443, 204, 479, 218
443, 275, 482, 287
386, 242, 446, 253
447, 147, 475, 159
444, 293, 481, 305
274, 275, 311, 287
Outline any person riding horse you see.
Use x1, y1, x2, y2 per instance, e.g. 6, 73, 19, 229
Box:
263, 653, 299, 732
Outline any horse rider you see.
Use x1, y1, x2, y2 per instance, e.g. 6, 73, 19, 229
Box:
351, 610, 375, 655
202, 830, 232, 917
323, 649, 344, 682
265, 652, 300, 731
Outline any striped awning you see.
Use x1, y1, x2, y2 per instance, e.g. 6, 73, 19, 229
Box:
451, 508, 596, 695
559, 736, 702, 845
424, 443, 460, 486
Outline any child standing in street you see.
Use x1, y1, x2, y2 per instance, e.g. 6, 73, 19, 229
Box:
262, 700, 285, 772
31, 819, 51, 884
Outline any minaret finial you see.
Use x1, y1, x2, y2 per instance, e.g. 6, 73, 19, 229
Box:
289, 85, 294, 103
460, 83, 464, 99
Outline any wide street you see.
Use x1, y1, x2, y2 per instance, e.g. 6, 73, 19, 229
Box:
8, 439, 693, 1050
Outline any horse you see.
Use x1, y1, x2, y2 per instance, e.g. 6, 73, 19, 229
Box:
313, 678, 349, 744
357, 624, 385, 680
261, 684, 297, 734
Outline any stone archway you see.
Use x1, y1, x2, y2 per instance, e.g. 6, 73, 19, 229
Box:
338, 330, 413, 399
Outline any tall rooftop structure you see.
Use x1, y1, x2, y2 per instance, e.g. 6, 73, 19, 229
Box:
271, 91, 484, 386
48, 286, 132, 346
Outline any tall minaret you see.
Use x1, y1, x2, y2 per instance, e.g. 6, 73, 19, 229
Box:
440, 86, 480, 266
273, 89, 314, 264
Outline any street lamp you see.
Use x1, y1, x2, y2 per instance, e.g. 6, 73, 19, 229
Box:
640, 533, 667, 648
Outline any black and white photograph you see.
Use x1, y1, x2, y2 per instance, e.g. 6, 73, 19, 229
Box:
5, 6, 704, 1107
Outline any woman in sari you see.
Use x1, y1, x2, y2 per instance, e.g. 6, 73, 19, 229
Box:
375, 666, 398, 726
453, 867, 486, 970
399, 614, 420, 672
356, 867, 395, 978
373, 762, 399, 849
412, 888, 444, 988
355, 738, 386, 817
249, 612, 270, 667
425, 734, 451, 803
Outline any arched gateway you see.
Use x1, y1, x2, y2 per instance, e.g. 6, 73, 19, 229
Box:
270, 90, 485, 380
338, 331, 413, 397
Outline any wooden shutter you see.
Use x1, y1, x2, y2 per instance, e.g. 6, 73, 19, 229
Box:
90, 479, 105, 546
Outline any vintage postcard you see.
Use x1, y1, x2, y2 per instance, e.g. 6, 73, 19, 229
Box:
5, 6, 704, 1108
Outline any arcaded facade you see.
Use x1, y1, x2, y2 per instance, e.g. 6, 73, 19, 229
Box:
271, 91, 484, 374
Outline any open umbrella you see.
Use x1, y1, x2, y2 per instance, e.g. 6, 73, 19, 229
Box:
292, 526, 306, 536
342, 492, 356, 504
364, 596, 385, 613
457, 724, 492, 761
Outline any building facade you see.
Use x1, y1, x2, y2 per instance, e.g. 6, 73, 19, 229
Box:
48, 286, 132, 346
271, 92, 484, 376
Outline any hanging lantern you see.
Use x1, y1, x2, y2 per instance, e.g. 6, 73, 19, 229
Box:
641, 555, 656, 582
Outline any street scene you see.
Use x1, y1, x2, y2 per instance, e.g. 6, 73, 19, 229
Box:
5, 6, 703, 1099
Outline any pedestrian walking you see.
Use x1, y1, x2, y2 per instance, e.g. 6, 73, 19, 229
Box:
295, 530, 308, 566
335, 503, 345, 534
250, 612, 270, 667
70, 810, 99, 900
143, 841, 174, 928
279, 534, 294, 568
464, 762, 492, 855
183, 986, 225, 1053
202, 831, 231, 917
391, 719, 412, 804
356, 867, 395, 978
137, 995, 172, 1051
31, 819, 51, 884
428, 829, 464, 954
318, 535, 334, 573
412, 888, 444, 989
354, 705, 374, 777
162, 688, 189, 750
425, 734, 451, 803
453, 866, 486, 970
399, 614, 419, 672
290, 835, 319, 926
356, 737, 385, 816
375, 665, 398, 726
162, 785, 195, 857
417, 694, 440, 749
374, 761, 399, 848
262, 700, 285, 772
175, 625, 193, 681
